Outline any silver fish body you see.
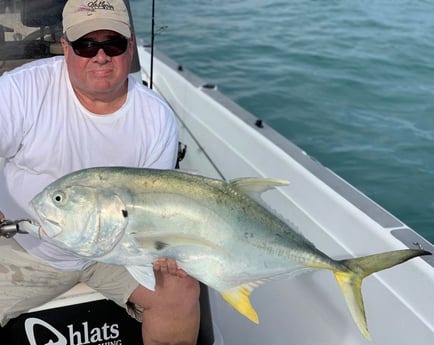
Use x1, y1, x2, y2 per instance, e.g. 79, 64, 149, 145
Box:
29, 167, 431, 339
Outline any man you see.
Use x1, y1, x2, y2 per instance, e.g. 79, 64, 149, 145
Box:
0, 0, 200, 344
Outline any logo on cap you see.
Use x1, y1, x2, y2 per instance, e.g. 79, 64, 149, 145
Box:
88, 1, 115, 11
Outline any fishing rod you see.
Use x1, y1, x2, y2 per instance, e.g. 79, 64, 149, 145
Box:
149, 0, 155, 89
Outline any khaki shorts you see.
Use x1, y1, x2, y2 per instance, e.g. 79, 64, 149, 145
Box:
0, 237, 141, 327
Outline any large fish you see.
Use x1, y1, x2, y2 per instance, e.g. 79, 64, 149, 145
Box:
29, 167, 430, 339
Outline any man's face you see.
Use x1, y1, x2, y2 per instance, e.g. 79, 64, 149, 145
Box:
62, 30, 134, 101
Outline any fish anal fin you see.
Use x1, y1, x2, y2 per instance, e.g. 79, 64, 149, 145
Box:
220, 285, 259, 324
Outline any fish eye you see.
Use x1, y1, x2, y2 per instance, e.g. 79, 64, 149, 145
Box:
52, 191, 66, 204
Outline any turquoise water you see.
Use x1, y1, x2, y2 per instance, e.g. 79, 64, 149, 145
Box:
131, 0, 434, 243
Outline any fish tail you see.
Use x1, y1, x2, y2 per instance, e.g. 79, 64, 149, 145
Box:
333, 249, 431, 339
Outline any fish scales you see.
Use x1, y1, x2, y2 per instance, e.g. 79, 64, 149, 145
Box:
165, 173, 330, 270
113, 168, 321, 266
28, 166, 431, 339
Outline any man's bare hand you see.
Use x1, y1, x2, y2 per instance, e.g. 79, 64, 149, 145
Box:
153, 258, 188, 278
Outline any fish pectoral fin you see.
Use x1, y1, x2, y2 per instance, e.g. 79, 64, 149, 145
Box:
220, 285, 259, 324
230, 178, 289, 201
126, 265, 156, 291
134, 233, 225, 254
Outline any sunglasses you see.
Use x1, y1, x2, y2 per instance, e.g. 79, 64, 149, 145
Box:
66, 36, 129, 58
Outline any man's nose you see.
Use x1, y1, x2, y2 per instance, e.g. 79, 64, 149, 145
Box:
94, 48, 111, 61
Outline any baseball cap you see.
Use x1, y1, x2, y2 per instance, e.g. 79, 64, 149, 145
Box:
63, 0, 131, 41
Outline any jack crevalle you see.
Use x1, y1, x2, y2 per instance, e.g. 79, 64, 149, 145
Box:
29, 167, 431, 339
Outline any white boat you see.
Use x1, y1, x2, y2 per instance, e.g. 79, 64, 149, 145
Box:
0, 1, 433, 344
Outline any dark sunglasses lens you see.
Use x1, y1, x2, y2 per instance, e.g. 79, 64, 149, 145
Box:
71, 38, 128, 57
102, 39, 128, 56
72, 43, 98, 58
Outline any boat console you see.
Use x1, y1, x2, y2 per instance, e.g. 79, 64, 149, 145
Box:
0, 0, 140, 74
0, 0, 65, 73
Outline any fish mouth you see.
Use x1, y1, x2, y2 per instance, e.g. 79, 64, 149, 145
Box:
29, 202, 63, 238
38, 217, 63, 238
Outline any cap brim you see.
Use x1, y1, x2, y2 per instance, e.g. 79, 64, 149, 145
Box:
65, 18, 131, 41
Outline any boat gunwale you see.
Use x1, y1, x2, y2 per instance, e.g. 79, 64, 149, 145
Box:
143, 47, 433, 267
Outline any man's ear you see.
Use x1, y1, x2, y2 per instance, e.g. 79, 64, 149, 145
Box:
60, 37, 69, 57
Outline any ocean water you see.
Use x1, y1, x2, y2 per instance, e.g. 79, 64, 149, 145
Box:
131, 0, 434, 243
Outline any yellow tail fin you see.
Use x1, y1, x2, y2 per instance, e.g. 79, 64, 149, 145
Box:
220, 286, 259, 324
333, 249, 431, 339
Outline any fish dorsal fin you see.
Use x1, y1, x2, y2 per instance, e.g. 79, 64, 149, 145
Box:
230, 178, 289, 202
220, 283, 263, 323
